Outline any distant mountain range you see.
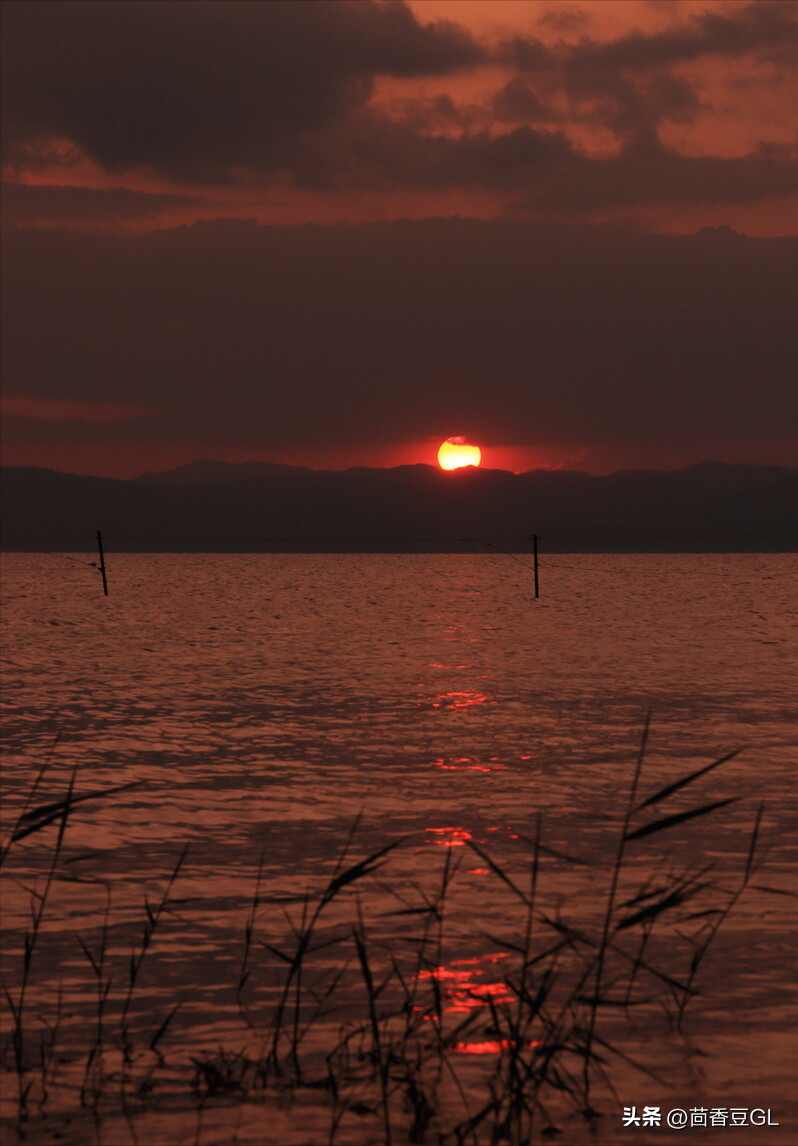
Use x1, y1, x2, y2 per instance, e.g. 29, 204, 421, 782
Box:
2, 460, 796, 552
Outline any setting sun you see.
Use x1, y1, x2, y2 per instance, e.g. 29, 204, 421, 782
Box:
437, 437, 482, 470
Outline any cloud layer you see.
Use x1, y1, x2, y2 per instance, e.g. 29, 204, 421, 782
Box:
1, 0, 481, 181
2, 0, 796, 220
3, 217, 796, 470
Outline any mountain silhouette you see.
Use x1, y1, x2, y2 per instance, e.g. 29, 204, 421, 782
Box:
134, 457, 318, 485
2, 461, 796, 552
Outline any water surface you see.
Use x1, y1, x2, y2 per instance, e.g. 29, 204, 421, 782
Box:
1, 554, 796, 1143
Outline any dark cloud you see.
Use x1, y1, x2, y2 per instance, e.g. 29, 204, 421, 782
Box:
290, 114, 574, 192
506, 1, 798, 77
1, 0, 483, 181
491, 79, 558, 125
2, 217, 795, 463
568, 1, 798, 71
514, 139, 798, 214
643, 71, 702, 125
277, 108, 798, 209
501, 2, 796, 143
1, 182, 207, 225
536, 6, 592, 35
381, 94, 480, 135
560, 68, 703, 142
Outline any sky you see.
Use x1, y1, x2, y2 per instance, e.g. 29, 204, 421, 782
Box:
1, 0, 797, 477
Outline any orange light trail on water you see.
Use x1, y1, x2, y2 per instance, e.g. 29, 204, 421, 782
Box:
451, 1039, 544, 1055
431, 690, 494, 709
430, 755, 508, 773
425, 826, 472, 847
418, 953, 514, 1014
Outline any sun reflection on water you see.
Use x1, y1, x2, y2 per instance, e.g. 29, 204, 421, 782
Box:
431, 690, 495, 709
425, 826, 472, 847
419, 953, 514, 1014
451, 1038, 544, 1055
430, 755, 508, 772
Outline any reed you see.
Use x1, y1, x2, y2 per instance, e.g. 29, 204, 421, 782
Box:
77, 889, 112, 1109
674, 802, 764, 1031
237, 848, 266, 1026
0, 737, 770, 1145
3, 767, 76, 1121
119, 843, 188, 1067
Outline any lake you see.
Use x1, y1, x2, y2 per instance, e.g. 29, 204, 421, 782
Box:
1, 553, 796, 1145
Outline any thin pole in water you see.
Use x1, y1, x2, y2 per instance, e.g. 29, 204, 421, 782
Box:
533, 534, 540, 599
96, 530, 109, 596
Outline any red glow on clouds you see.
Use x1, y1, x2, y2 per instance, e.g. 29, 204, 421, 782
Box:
1, 395, 159, 423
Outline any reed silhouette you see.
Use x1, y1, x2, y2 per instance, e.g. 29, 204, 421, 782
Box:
0, 731, 775, 1145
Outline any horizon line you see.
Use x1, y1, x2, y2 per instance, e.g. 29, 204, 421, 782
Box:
2, 457, 795, 483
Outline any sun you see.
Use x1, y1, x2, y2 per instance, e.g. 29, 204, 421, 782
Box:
437, 436, 482, 470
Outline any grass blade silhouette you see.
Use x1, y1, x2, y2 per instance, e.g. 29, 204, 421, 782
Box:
635, 749, 743, 811
12, 782, 141, 842
625, 798, 738, 842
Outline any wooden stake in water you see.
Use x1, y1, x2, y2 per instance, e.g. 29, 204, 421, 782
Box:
96, 530, 109, 596
533, 534, 540, 599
